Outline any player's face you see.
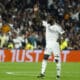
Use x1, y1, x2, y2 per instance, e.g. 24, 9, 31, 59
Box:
47, 16, 55, 25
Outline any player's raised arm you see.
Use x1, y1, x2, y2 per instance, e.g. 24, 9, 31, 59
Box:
42, 20, 49, 27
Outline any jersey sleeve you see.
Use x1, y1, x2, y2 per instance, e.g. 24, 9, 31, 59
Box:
58, 26, 65, 35
48, 23, 65, 34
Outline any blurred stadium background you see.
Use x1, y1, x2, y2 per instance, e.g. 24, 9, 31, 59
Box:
0, 0, 80, 49
0, 0, 80, 80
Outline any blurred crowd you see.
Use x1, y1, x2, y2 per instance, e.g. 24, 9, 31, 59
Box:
0, 0, 80, 50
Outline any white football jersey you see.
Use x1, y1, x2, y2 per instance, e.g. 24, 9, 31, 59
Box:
42, 21, 65, 42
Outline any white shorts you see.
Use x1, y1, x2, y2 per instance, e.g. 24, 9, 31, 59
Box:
44, 41, 60, 57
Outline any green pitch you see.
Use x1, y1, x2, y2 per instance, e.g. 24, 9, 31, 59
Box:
0, 62, 80, 80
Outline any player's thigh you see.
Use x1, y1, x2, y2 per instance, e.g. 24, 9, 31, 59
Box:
52, 42, 61, 56
52, 43, 61, 62
44, 44, 52, 55
44, 47, 52, 55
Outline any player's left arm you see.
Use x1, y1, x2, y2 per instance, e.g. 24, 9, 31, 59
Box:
57, 26, 66, 44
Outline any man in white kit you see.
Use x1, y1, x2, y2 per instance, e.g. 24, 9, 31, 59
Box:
38, 16, 65, 80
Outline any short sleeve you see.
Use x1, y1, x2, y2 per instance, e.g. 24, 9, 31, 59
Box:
48, 24, 64, 34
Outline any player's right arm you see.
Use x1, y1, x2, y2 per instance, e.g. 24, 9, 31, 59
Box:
42, 20, 49, 28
